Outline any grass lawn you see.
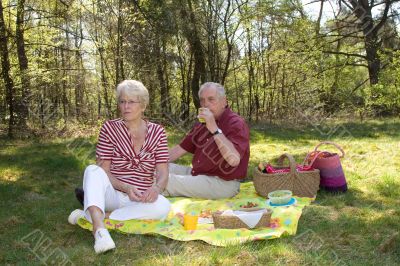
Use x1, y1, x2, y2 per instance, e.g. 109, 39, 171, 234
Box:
1, 119, 399, 265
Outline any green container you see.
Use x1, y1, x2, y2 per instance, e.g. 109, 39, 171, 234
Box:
268, 190, 292, 205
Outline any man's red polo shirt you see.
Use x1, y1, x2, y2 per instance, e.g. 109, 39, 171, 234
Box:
179, 107, 250, 181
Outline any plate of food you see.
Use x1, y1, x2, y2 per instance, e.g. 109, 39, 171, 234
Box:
237, 201, 263, 212
198, 209, 213, 224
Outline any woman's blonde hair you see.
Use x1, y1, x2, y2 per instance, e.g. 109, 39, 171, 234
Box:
116, 80, 149, 108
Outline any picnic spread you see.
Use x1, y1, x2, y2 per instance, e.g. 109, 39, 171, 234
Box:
76, 182, 313, 246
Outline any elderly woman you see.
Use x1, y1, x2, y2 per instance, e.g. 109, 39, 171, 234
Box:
68, 80, 170, 254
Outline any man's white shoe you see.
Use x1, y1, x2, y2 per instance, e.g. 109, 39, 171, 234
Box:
68, 209, 85, 225
94, 228, 116, 254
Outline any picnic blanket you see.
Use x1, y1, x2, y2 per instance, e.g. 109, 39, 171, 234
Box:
77, 182, 313, 246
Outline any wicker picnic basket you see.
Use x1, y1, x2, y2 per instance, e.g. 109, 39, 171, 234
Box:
253, 153, 320, 198
212, 209, 272, 229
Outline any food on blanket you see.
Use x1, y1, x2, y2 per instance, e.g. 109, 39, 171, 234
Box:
198, 210, 214, 224
240, 201, 259, 208
199, 209, 213, 218
268, 190, 292, 205
238, 201, 263, 212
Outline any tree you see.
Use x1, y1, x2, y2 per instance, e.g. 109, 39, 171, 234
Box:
327, 0, 398, 85
0, 0, 16, 137
178, 0, 207, 108
15, 0, 30, 130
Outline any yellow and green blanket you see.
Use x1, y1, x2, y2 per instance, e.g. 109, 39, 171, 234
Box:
77, 182, 313, 246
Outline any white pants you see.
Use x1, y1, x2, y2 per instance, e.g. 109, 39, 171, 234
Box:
83, 165, 171, 222
163, 163, 240, 199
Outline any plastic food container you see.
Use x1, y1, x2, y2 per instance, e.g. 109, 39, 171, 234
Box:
268, 190, 293, 205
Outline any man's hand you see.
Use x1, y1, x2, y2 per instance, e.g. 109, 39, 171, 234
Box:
199, 108, 218, 133
140, 186, 159, 203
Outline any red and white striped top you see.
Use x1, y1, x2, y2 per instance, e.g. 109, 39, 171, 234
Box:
96, 119, 169, 192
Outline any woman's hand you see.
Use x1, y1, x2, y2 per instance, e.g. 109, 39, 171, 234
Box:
140, 186, 160, 203
127, 186, 143, 202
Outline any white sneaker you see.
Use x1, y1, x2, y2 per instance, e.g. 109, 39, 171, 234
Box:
68, 209, 85, 225
94, 228, 116, 254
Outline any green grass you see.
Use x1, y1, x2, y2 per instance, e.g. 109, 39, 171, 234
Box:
1, 119, 399, 265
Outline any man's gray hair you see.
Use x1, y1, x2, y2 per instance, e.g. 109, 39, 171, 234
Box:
198, 82, 226, 98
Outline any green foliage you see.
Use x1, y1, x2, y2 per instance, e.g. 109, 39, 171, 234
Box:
0, 0, 399, 137
364, 84, 400, 116
364, 50, 400, 116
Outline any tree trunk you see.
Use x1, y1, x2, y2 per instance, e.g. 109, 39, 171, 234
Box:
281, 63, 287, 119
185, 52, 193, 124
156, 36, 169, 117
364, 34, 380, 85
232, 59, 240, 114
221, 0, 238, 85
0, 0, 16, 137
206, 1, 218, 82
180, 0, 207, 108
75, 50, 85, 119
177, 35, 190, 121
15, 0, 30, 131
61, 47, 68, 121
315, 0, 324, 36
74, 7, 85, 120
93, 1, 111, 119
358, 2, 380, 85
327, 31, 342, 113
246, 27, 254, 122
347, 0, 392, 85
115, 0, 124, 85
99, 47, 112, 119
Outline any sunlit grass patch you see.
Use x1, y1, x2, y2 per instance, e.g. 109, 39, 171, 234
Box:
0, 168, 23, 182
375, 175, 400, 198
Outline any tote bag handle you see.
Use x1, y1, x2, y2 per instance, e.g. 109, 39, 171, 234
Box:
313, 141, 345, 158
302, 141, 345, 166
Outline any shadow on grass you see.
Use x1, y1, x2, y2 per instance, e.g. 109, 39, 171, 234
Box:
0, 138, 90, 204
0, 140, 89, 187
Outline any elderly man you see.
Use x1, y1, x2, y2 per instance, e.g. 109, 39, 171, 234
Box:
163, 82, 250, 199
